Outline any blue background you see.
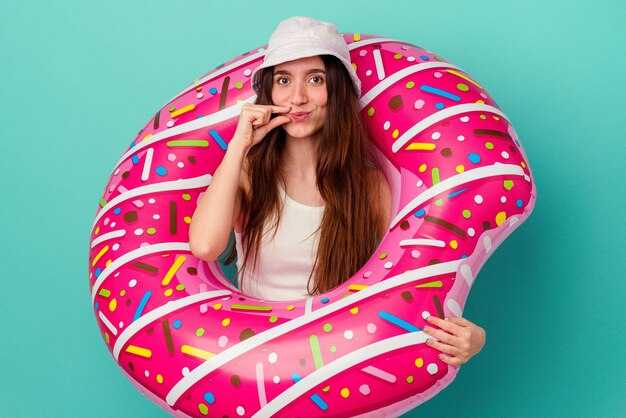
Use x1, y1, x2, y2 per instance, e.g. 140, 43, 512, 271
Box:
1, 0, 624, 416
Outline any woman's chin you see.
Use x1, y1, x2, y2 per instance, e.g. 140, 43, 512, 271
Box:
282, 123, 323, 141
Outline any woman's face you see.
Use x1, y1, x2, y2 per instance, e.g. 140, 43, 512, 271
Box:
271, 56, 328, 140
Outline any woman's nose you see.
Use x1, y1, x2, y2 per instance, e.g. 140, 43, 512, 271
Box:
289, 82, 308, 105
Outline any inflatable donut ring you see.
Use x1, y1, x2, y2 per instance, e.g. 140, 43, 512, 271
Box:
89, 34, 536, 417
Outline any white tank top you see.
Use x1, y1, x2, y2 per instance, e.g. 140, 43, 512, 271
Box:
235, 187, 325, 301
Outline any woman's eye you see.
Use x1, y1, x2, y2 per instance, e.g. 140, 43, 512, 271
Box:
309, 76, 324, 84
276, 77, 289, 85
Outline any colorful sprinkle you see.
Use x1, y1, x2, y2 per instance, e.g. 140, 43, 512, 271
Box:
495, 211, 507, 226
133, 291, 152, 321
406, 142, 436, 151
231, 304, 273, 312
468, 153, 481, 164
420, 85, 461, 101
209, 129, 228, 150
416, 280, 443, 288
427, 363, 439, 375
378, 311, 419, 332
448, 188, 467, 198
424, 215, 467, 238
361, 365, 397, 383
181, 344, 214, 360
125, 345, 152, 358
204, 392, 215, 404
389, 95, 403, 110
170, 104, 196, 119
309, 335, 324, 369
166, 139, 209, 147
445, 69, 482, 88
162, 320, 175, 354
310, 393, 328, 411
162, 255, 186, 286
92, 245, 109, 267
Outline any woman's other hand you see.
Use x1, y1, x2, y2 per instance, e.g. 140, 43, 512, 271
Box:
231, 104, 292, 150
422, 315, 486, 367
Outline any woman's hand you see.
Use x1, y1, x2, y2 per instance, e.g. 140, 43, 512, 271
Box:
422, 315, 486, 367
231, 103, 292, 150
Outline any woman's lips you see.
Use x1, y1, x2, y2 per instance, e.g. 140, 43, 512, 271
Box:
289, 112, 310, 122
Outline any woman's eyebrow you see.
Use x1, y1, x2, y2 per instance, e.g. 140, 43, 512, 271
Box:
273, 68, 326, 76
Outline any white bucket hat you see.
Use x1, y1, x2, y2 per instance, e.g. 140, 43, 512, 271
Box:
251, 17, 361, 97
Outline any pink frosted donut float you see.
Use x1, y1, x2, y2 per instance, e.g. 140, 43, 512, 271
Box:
89, 33, 536, 417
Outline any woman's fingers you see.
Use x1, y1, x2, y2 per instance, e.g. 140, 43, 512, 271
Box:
437, 353, 463, 367
426, 315, 462, 334
423, 315, 486, 366
234, 104, 292, 148
447, 316, 473, 327
422, 325, 459, 345
265, 105, 292, 114
253, 115, 292, 140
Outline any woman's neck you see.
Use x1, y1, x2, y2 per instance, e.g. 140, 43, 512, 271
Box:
281, 134, 318, 181
279, 133, 324, 206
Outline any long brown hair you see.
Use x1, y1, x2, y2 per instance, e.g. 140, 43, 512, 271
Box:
229, 55, 386, 295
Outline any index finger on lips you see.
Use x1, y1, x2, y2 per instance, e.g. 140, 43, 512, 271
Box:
267, 105, 292, 114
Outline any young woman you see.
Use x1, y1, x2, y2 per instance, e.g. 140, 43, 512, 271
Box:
190, 17, 486, 367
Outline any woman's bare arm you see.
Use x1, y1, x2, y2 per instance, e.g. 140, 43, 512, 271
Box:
189, 104, 291, 261
189, 142, 248, 261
